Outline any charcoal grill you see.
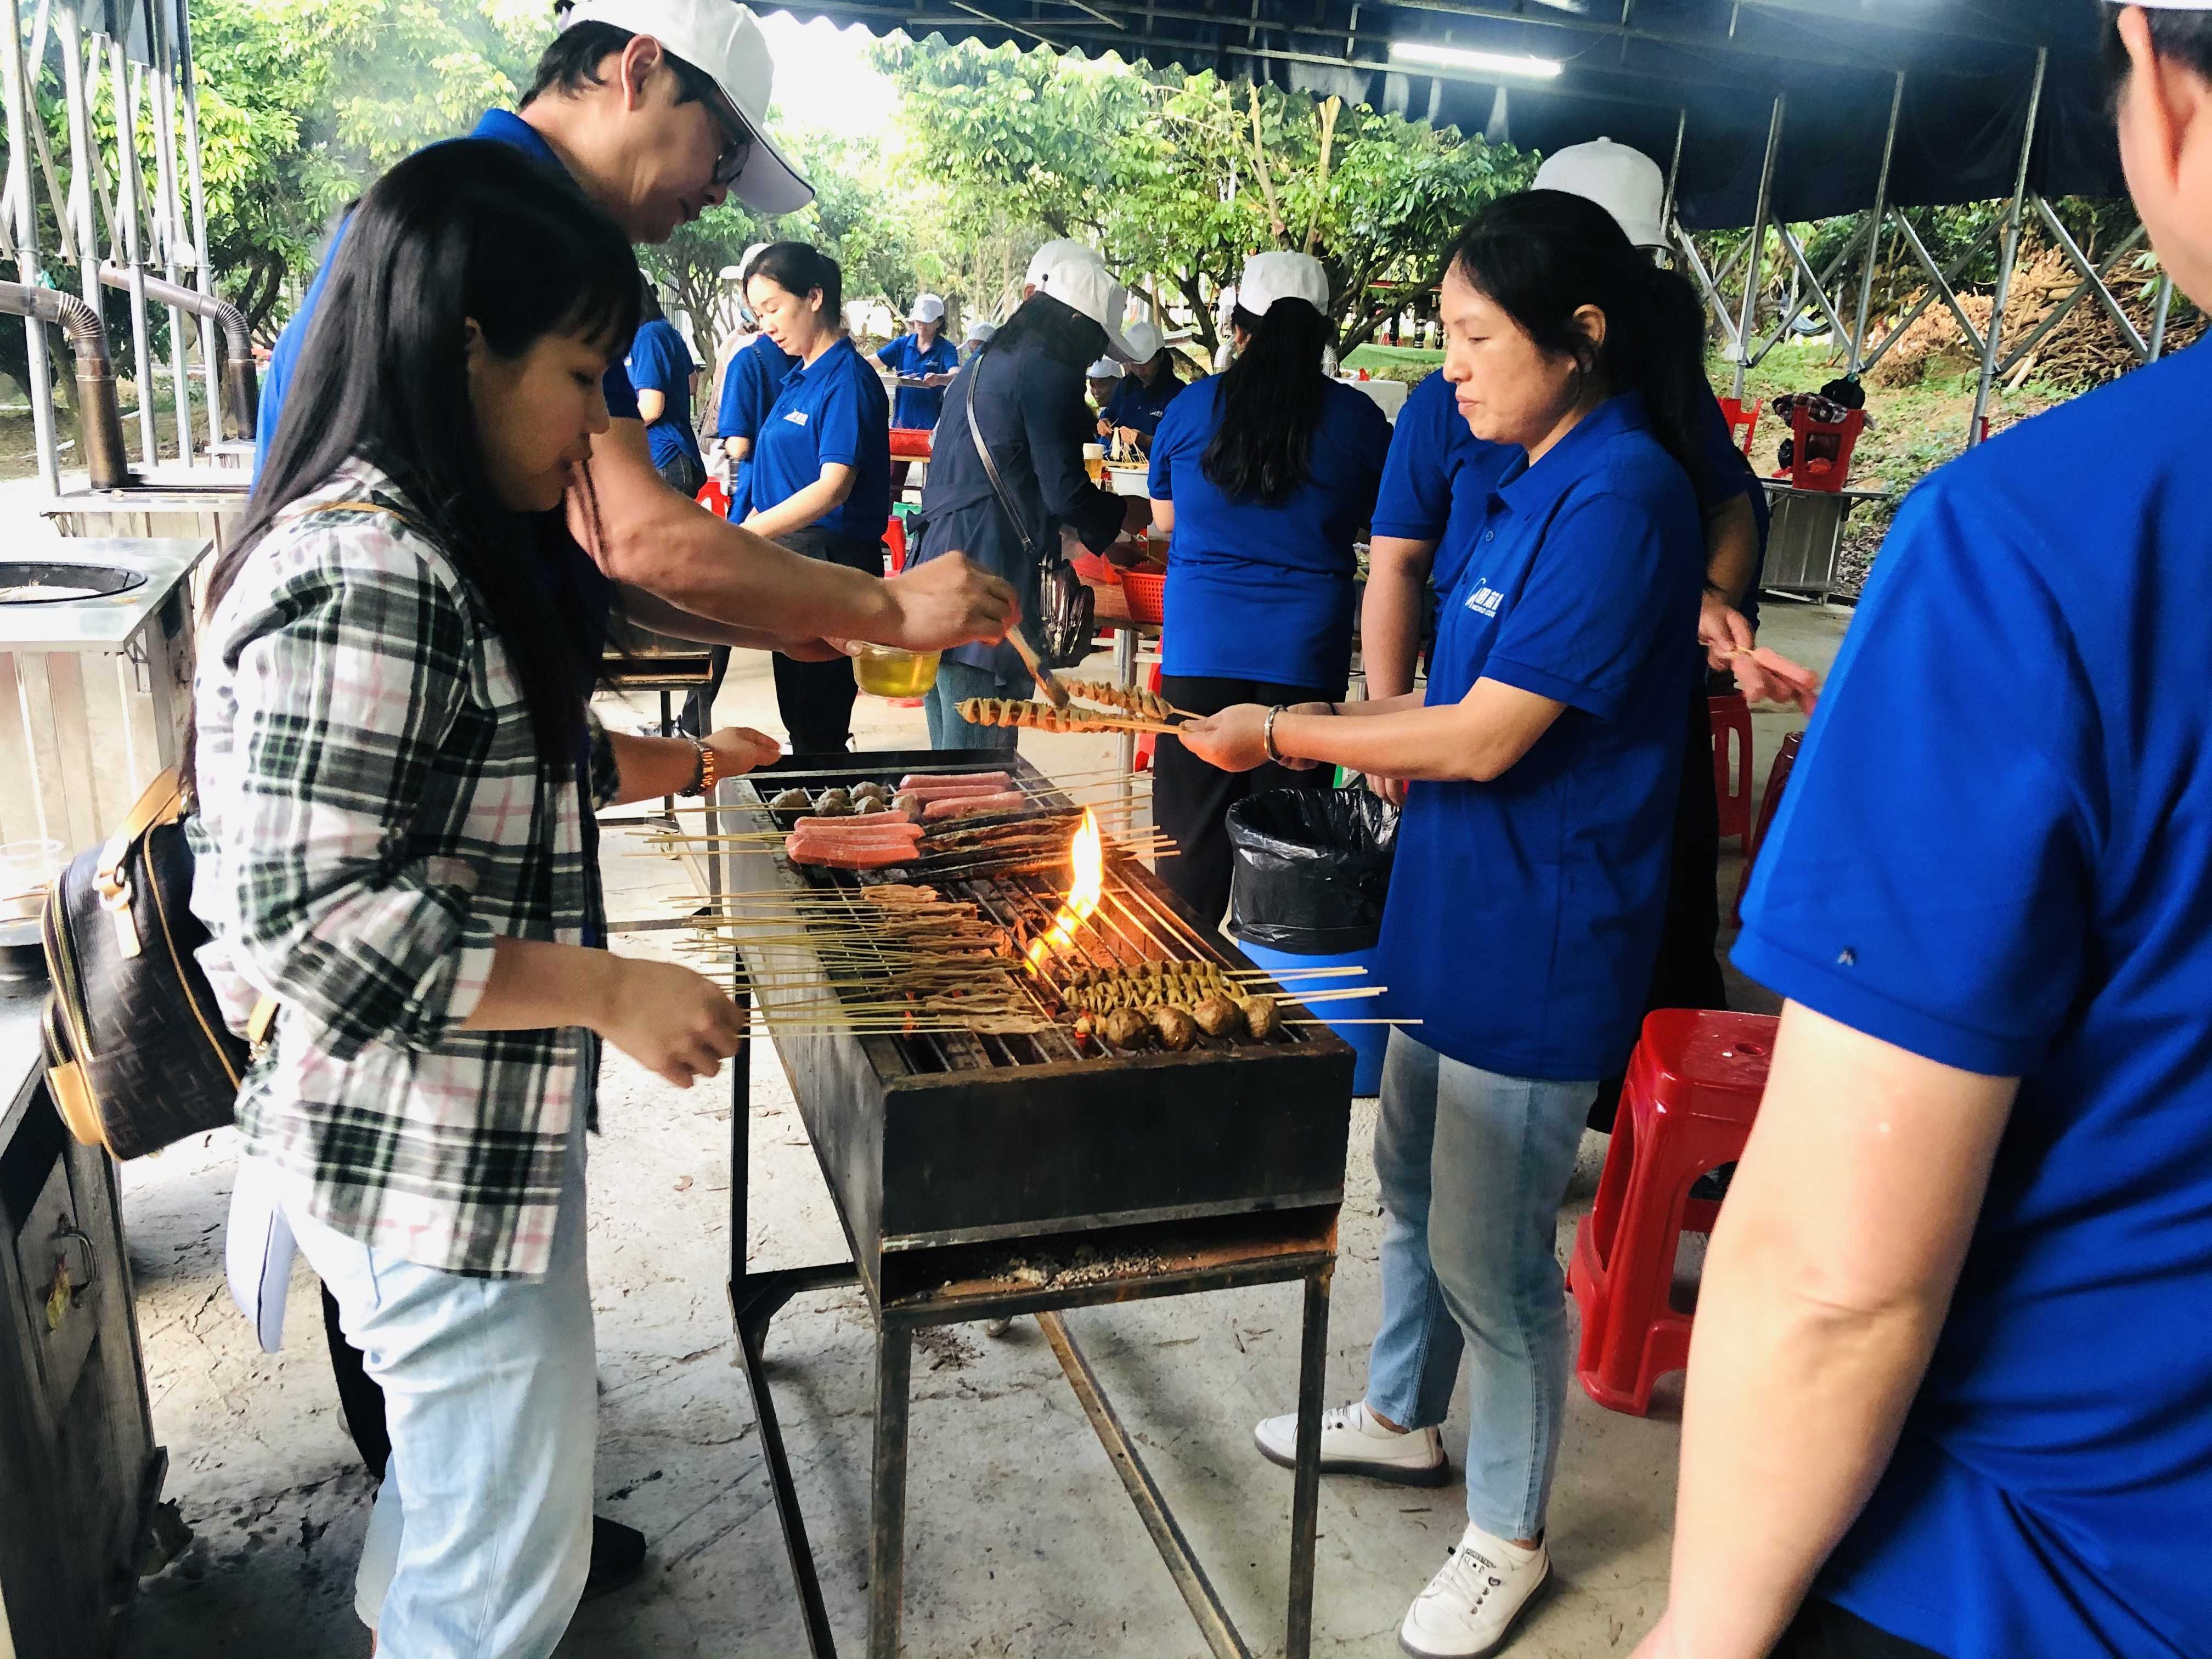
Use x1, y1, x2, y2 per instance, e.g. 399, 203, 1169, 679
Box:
699, 749, 1354, 1659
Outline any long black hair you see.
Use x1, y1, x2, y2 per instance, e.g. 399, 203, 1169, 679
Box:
211, 139, 643, 776
1201, 297, 1331, 504
748, 241, 843, 319
984, 290, 1107, 373
1443, 190, 1709, 475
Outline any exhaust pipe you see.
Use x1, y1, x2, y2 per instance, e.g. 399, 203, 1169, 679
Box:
0, 280, 131, 489
99, 264, 259, 441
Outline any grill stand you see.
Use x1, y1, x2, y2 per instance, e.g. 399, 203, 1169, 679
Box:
723, 973, 1339, 1659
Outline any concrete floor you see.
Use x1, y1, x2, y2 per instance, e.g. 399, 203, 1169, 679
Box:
110, 598, 1852, 1659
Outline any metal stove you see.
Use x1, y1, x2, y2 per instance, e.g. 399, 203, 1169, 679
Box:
689, 749, 1354, 1659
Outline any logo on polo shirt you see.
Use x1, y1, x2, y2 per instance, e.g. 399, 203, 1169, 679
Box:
783, 409, 809, 426
1466, 581, 1504, 618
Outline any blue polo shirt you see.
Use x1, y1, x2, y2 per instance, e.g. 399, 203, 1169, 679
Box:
876, 331, 960, 430
1101, 366, 1184, 441
1148, 375, 1393, 690
1735, 345, 2212, 1659
257, 109, 639, 477
625, 317, 702, 476
1378, 393, 1701, 1079
715, 334, 798, 520
748, 336, 890, 541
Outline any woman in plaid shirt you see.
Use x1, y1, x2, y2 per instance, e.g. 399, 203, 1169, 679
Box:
191, 141, 776, 1657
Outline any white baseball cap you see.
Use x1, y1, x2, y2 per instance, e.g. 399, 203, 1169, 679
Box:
1029, 244, 1137, 360
1239, 251, 1329, 317
907, 293, 946, 324
1085, 357, 1124, 380
559, 1, 813, 215
966, 318, 998, 344
1122, 319, 1163, 363
1533, 137, 1668, 250
1025, 237, 1102, 292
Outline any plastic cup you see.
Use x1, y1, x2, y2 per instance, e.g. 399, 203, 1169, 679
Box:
852, 644, 941, 699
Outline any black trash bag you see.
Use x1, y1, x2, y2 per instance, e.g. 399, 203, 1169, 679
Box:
1226, 787, 1399, 955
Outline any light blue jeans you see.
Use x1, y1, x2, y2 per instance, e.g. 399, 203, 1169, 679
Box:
287, 1123, 596, 1658
1365, 1029, 1595, 1541
924, 656, 1023, 751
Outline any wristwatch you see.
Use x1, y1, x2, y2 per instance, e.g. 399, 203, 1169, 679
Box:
680, 737, 718, 799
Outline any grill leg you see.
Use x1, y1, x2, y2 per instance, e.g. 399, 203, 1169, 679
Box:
1286, 1266, 1334, 1659
868, 1324, 913, 1659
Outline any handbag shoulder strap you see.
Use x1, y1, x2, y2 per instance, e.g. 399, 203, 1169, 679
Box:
963, 352, 1047, 568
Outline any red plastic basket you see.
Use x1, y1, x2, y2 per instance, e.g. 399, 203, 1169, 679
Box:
1071, 549, 1121, 586
1120, 567, 1167, 625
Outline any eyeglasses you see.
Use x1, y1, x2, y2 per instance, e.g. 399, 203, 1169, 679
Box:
709, 108, 755, 191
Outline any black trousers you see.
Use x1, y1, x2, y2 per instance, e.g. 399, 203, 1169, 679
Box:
771, 526, 881, 754
323, 1286, 391, 1475
679, 646, 732, 740
1771, 1601, 1940, 1659
1154, 673, 1341, 930
1591, 687, 1727, 1131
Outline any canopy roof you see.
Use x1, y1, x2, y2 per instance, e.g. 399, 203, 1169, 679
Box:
782, 1, 2122, 228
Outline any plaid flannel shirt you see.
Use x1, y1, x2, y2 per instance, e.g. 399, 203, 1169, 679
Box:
190, 462, 619, 1279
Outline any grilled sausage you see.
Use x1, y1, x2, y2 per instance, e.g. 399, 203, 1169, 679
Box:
921, 791, 1030, 822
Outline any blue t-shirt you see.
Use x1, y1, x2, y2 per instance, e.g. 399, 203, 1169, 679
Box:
1378, 393, 1702, 1080
1148, 376, 1393, 689
625, 317, 702, 476
1101, 367, 1184, 441
715, 334, 798, 521
257, 109, 640, 477
1734, 346, 2212, 1659
749, 336, 891, 542
876, 331, 960, 431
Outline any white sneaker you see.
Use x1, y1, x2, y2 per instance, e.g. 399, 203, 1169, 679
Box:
1398, 1522, 1550, 1658
1252, 1399, 1449, 1486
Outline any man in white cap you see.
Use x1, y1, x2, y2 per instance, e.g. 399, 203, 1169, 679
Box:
260, 2, 1015, 682
1085, 352, 1124, 416
1097, 317, 1188, 457
1634, 8, 2212, 1657
958, 315, 997, 369
910, 242, 1151, 748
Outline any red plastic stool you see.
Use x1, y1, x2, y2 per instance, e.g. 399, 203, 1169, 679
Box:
1731, 730, 1802, 926
1568, 1008, 1775, 1415
1785, 406, 1866, 492
1718, 396, 1762, 456
1708, 693, 1754, 849
883, 514, 908, 574
1133, 659, 1165, 772
695, 476, 731, 517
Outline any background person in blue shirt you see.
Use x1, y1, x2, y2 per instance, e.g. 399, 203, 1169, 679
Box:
624, 279, 705, 496
715, 330, 797, 521
742, 241, 892, 754
1097, 319, 1186, 456
1146, 250, 1393, 924
1184, 193, 1708, 1659
1633, 9, 2212, 1659
876, 291, 959, 501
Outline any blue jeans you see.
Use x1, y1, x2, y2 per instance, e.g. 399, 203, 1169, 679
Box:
925, 655, 1023, 751
1365, 1030, 1595, 1541
287, 1124, 596, 1657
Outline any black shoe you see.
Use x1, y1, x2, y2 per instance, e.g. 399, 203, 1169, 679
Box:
582, 1516, 648, 1601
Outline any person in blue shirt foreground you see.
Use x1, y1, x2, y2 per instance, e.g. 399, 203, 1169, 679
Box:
1146, 250, 1392, 923
1097, 318, 1185, 456
1183, 191, 1708, 1658
741, 241, 891, 754
1629, 8, 2212, 1658
912, 244, 1149, 749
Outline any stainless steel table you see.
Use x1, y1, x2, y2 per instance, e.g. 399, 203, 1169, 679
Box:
1759, 482, 1890, 598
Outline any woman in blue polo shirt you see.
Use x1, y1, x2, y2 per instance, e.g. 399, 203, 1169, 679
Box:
1147, 251, 1392, 924
1097, 319, 1184, 456
625, 281, 706, 495
743, 241, 891, 753
1183, 192, 1707, 1659
876, 293, 959, 430
715, 244, 798, 523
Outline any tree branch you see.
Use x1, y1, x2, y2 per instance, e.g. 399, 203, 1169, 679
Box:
1247, 85, 1286, 247
1305, 97, 1340, 257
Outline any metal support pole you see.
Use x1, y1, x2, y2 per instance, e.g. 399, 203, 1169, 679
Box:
866, 1325, 912, 1659
1852, 70, 1904, 373
2149, 273, 2175, 361
1734, 95, 1785, 400
175, 6, 222, 447
58, 12, 98, 311
1284, 1268, 1333, 1659
1661, 106, 1685, 241
0, 0, 60, 493
145, 52, 193, 464
1971, 48, 2046, 448
110, 33, 156, 465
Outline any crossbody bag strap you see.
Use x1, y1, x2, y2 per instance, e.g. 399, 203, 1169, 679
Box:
963, 353, 1048, 569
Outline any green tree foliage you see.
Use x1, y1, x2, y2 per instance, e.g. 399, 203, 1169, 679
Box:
871, 38, 1534, 356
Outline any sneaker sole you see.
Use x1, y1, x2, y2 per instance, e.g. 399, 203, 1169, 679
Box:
1396, 1555, 1551, 1659
1252, 1427, 1452, 1487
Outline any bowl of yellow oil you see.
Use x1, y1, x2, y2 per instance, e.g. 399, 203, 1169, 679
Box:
852, 644, 941, 698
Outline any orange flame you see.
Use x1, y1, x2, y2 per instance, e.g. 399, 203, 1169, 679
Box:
1025, 809, 1104, 971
